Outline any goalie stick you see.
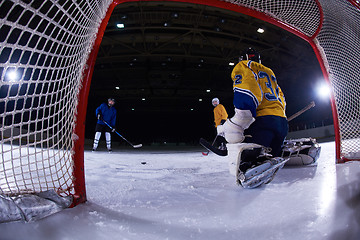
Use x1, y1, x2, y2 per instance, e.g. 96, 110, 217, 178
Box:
287, 101, 315, 122
101, 120, 142, 148
202, 135, 218, 156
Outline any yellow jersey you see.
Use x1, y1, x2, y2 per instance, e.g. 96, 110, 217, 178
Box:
231, 60, 286, 118
213, 104, 228, 127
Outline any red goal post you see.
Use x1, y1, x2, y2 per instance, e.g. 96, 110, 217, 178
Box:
1, 0, 359, 209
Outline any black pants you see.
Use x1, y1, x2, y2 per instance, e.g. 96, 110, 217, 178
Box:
244, 115, 288, 157
95, 123, 112, 133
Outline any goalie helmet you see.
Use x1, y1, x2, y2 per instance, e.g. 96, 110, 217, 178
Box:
240, 47, 261, 63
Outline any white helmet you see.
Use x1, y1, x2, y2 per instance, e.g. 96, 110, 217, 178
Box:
212, 98, 219, 106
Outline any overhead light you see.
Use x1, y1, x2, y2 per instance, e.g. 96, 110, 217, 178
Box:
229, 62, 235, 66
115, 86, 120, 90
206, 89, 211, 93
257, 28, 265, 33
171, 12, 179, 18
164, 21, 172, 27
142, 98, 146, 101
190, 108, 194, 111
131, 108, 135, 111
116, 23, 125, 29
199, 99, 202, 102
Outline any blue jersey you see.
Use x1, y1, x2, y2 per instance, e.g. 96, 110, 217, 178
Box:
96, 103, 117, 127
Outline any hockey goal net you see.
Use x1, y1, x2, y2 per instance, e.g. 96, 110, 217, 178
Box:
0, 0, 359, 216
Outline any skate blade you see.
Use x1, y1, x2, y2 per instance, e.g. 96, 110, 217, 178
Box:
244, 161, 272, 179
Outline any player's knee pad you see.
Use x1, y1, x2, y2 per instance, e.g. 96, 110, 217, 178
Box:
105, 132, 111, 141
94, 132, 101, 141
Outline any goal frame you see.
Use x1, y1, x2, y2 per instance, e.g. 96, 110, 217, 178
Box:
1, 0, 358, 208
75, 0, 357, 204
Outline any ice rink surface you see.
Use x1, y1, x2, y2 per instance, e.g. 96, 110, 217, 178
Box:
1, 141, 360, 240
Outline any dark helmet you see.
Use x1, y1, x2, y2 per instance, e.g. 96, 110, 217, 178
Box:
240, 47, 261, 63
108, 98, 115, 106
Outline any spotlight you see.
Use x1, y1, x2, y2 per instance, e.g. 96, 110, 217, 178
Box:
116, 23, 125, 29
257, 28, 265, 33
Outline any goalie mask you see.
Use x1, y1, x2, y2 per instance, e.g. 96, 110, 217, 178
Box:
240, 47, 261, 63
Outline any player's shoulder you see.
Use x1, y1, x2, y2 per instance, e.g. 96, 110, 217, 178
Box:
249, 61, 273, 73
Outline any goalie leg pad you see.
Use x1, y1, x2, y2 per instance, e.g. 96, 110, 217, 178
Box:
282, 138, 321, 166
227, 143, 264, 177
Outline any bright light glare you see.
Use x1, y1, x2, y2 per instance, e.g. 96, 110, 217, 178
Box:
317, 83, 331, 99
229, 62, 234, 66
116, 23, 125, 29
6, 70, 19, 82
257, 28, 264, 33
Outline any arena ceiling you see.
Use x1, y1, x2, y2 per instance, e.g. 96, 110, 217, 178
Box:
86, 1, 328, 144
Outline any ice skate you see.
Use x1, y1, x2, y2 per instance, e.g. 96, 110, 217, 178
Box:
227, 142, 288, 188
239, 157, 289, 188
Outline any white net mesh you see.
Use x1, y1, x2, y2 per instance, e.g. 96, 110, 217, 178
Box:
316, 0, 360, 158
0, 0, 112, 197
224, 0, 322, 37
1, 0, 359, 201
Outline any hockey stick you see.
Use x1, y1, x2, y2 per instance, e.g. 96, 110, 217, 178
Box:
101, 120, 142, 148
287, 101, 315, 122
202, 135, 218, 156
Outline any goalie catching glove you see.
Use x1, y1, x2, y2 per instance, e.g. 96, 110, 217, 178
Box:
216, 109, 255, 143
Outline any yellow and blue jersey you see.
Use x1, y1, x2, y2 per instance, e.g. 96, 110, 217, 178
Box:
231, 60, 286, 118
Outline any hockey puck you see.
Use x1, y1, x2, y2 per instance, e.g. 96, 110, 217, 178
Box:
141, 161, 147, 165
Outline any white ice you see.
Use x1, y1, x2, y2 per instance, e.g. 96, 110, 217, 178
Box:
1, 141, 360, 240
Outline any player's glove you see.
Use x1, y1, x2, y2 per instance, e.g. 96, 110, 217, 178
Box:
216, 109, 254, 143
97, 113, 103, 120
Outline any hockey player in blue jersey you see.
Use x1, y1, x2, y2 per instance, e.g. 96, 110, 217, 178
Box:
92, 98, 117, 152
217, 47, 289, 188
